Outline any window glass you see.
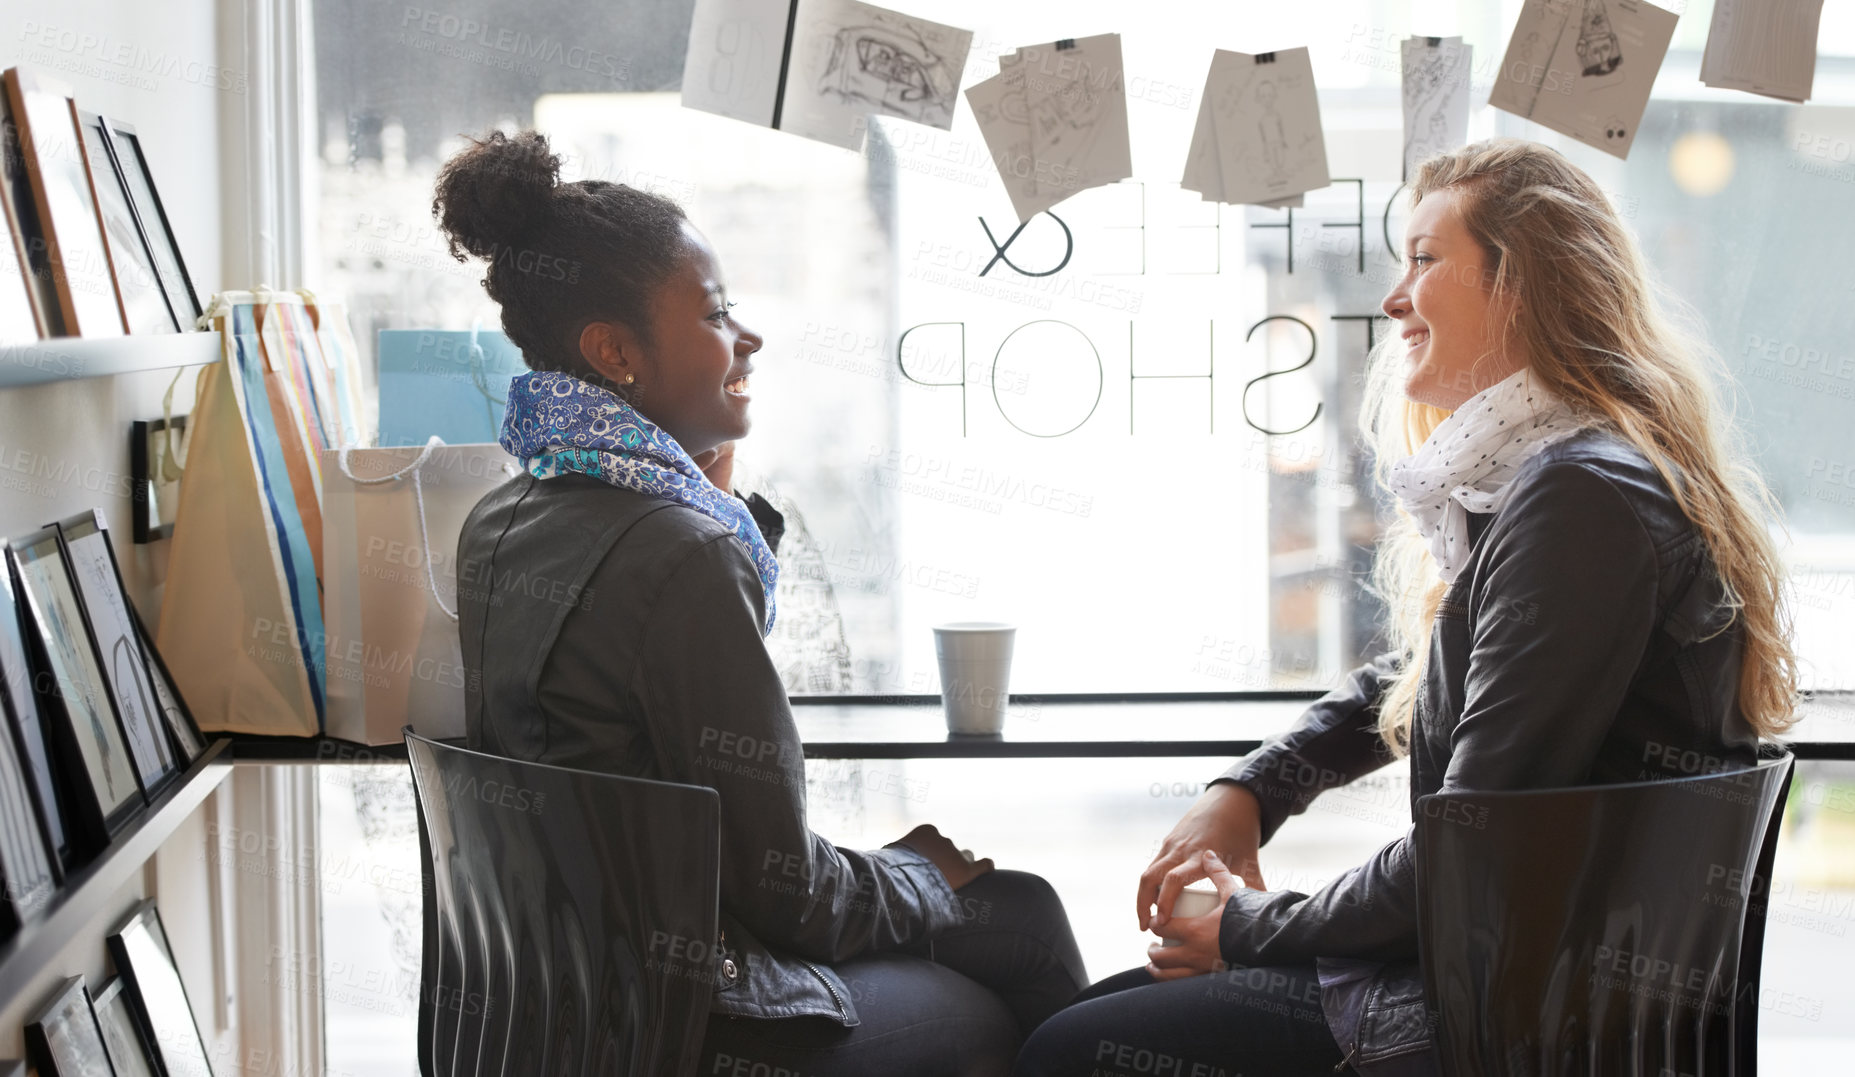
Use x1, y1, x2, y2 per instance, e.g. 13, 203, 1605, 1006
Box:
315, 0, 1855, 700
312, 1, 1855, 1070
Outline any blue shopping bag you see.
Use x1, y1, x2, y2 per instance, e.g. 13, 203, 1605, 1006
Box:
377, 328, 528, 447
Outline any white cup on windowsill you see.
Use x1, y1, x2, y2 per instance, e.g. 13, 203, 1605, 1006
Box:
933, 622, 1015, 735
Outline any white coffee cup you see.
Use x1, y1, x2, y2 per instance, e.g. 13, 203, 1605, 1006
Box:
1158, 884, 1223, 947
933, 622, 1015, 735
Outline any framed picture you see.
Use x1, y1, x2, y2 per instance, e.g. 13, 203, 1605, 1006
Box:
0, 107, 35, 343
0, 206, 34, 344
0, 636, 56, 931
8, 528, 142, 843
75, 110, 177, 335
58, 510, 177, 794
100, 118, 199, 328
0, 541, 71, 869
25, 977, 113, 1077
0, 86, 55, 338
0, 67, 124, 337
92, 978, 159, 1077
130, 415, 189, 544
108, 901, 213, 1077
126, 599, 205, 765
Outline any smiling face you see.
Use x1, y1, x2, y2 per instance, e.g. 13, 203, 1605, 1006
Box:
1380, 186, 1521, 410
582, 219, 763, 458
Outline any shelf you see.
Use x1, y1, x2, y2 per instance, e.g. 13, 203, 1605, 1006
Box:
222, 692, 1855, 763
0, 331, 221, 390
0, 738, 231, 1009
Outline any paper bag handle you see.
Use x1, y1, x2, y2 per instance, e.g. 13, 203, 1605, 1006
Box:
337, 437, 460, 622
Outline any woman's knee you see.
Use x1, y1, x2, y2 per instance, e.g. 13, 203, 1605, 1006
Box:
1012, 999, 1107, 1077
966, 869, 1067, 920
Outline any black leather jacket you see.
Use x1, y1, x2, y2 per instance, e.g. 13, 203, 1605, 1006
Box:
456, 472, 962, 1026
1217, 428, 1760, 1073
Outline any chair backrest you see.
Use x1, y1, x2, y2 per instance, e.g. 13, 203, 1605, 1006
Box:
1415, 752, 1793, 1077
406, 731, 720, 1077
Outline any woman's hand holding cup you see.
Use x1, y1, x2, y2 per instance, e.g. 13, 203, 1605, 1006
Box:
1145, 851, 1239, 981
1138, 781, 1267, 933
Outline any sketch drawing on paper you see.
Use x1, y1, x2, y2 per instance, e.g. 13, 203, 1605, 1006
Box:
1403, 39, 1471, 175
1492, 0, 1676, 159
1211, 62, 1323, 194
704, 20, 774, 100
814, 20, 959, 128
1576, 0, 1624, 77
1497, 0, 1566, 115
1026, 63, 1118, 186
967, 58, 1045, 217
1253, 80, 1290, 180
780, 0, 972, 148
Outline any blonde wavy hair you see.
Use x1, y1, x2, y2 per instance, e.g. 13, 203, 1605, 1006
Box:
1365, 138, 1798, 753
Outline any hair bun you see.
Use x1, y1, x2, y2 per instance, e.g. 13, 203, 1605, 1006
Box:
433, 129, 561, 261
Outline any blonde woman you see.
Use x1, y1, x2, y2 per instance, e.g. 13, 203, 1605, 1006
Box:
1015, 138, 1798, 1075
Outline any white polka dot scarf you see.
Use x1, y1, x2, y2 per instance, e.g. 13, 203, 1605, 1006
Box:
1385, 368, 1586, 584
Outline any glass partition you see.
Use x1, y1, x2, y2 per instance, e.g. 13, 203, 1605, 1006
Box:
314, 0, 1855, 698
311, 1, 1855, 1069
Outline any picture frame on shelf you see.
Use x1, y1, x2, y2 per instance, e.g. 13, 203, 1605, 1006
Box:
130, 414, 189, 544
91, 977, 159, 1077
25, 977, 113, 1077
0, 210, 34, 345
126, 597, 205, 765
0, 634, 57, 934
0, 67, 125, 337
7, 527, 143, 845
0, 112, 35, 344
0, 542, 69, 871
0, 87, 55, 339
101, 118, 200, 328
75, 109, 178, 335
108, 901, 214, 1077
57, 509, 177, 794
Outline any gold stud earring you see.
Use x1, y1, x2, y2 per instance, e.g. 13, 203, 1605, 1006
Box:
623, 373, 635, 384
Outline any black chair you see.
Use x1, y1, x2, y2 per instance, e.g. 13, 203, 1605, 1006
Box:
1415, 752, 1793, 1076
406, 731, 721, 1076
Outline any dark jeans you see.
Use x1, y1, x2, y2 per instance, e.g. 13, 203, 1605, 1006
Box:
1013, 964, 1345, 1077
699, 869, 1089, 1077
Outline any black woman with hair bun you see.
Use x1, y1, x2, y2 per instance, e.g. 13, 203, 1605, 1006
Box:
438, 129, 1087, 1074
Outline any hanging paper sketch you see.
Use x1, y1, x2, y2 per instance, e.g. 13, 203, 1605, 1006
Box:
1401, 36, 1472, 180
1490, 0, 1677, 160
782, 0, 970, 149
967, 35, 1133, 222
1182, 56, 1294, 208
967, 55, 1042, 218
1180, 48, 1328, 206
680, 0, 972, 151
1018, 36, 1133, 204
1701, 0, 1825, 103
680, 0, 790, 127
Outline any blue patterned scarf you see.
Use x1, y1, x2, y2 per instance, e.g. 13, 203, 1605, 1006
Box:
499, 369, 779, 634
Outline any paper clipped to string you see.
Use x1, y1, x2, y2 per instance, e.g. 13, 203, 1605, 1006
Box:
967, 34, 1134, 222
1402, 36, 1472, 180
681, 0, 972, 150
1182, 47, 1329, 207
1490, 0, 1677, 161
1701, 0, 1824, 103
